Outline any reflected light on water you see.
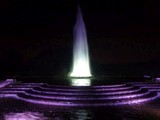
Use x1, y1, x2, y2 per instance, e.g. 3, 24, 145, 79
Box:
4, 112, 47, 120
74, 110, 91, 120
71, 79, 91, 86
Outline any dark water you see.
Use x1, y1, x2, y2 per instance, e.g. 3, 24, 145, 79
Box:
0, 76, 159, 120
15, 76, 149, 85
0, 98, 160, 120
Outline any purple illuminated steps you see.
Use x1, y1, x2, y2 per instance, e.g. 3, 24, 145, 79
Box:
0, 79, 14, 88
0, 81, 160, 107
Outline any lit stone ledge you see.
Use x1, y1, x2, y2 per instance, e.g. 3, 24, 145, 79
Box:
0, 79, 15, 88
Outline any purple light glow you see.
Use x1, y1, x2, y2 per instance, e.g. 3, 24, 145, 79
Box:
155, 78, 160, 81
22, 90, 150, 100
0, 79, 14, 88
38, 86, 134, 92
3, 88, 31, 90
44, 84, 126, 88
15, 93, 159, 107
4, 112, 47, 120
0, 82, 159, 107
30, 88, 142, 96
9, 83, 44, 87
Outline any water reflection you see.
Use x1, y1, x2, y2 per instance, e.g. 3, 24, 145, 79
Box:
70, 78, 91, 86
4, 111, 48, 120
72, 109, 92, 120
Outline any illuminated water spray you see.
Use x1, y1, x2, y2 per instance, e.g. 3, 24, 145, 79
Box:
69, 6, 92, 77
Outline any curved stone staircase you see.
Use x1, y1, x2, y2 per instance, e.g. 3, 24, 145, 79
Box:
0, 80, 159, 107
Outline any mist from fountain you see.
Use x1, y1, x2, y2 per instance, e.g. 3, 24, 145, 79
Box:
69, 6, 92, 77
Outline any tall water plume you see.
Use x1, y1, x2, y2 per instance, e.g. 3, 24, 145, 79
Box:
69, 6, 92, 77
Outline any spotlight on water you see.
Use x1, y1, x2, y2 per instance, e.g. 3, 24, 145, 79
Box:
69, 6, 92, 77
71, 78, 91, 86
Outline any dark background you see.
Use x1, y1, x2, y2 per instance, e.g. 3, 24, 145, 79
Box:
0, 0, 160, 77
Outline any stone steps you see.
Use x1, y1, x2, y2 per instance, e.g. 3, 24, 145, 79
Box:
19, 89, 150, 100
26, 88, 143, 96
16, 92, 157, 107
0, 81, 159, 107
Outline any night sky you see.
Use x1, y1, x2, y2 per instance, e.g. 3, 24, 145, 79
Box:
0, 0, 160, 76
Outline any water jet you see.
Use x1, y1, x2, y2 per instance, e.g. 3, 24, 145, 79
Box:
69, 6, 92, 78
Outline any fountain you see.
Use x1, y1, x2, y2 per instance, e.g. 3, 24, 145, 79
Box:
0, 5, 159, 109
0, 3, 160, 120
69, 6, 92, 77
